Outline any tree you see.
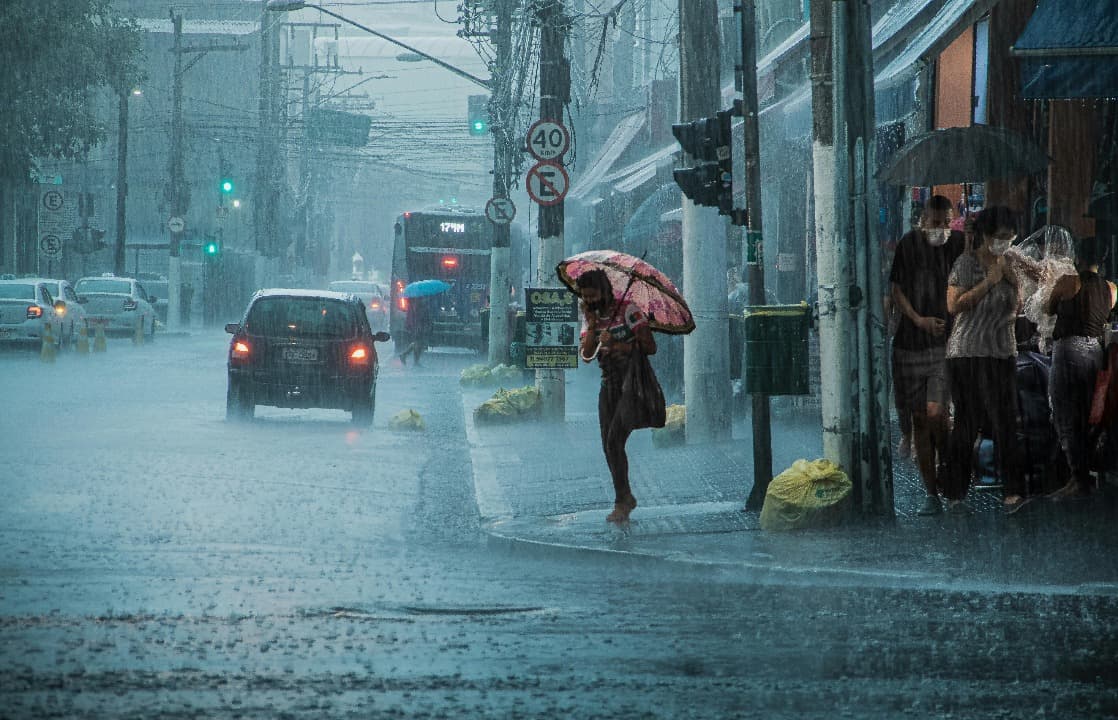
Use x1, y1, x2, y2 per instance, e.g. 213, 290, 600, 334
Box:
0, 0, 145, 182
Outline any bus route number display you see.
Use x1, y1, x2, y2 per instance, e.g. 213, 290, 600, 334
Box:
524, 287, 578, 369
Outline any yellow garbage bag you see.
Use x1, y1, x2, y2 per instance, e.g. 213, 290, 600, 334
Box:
389, 408, 426, 431
474, 386, 541, 424
460, 364, 493, 386
652, 404, 686, 448
759, 459, 851, 531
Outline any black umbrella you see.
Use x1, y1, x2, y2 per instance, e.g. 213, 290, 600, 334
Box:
876, 124, 1048, 186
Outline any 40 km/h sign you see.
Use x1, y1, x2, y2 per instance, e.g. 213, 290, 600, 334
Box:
526, 119, 570, 161
526, 161, 569, 207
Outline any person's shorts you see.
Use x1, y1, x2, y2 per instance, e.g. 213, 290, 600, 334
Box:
892, 345, 949, 413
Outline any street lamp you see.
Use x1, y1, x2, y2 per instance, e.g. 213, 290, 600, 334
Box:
265, 0, 491, 90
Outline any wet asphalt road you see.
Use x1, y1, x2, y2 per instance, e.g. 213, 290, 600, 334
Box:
1, 333, 1117, 719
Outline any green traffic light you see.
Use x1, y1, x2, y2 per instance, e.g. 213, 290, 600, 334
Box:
204, 241, 219, 255
470, 120, 487, 136
220, 178, 234, 194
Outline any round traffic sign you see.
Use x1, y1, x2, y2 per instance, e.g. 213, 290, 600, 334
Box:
484, 197, 517, 225
39, 234, 62, 259
167, 216, 186, 233
526, 161, 569, 207
526, 119, 570, 161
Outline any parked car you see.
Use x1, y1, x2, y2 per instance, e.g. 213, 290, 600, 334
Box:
0, 278, 64, 348
136, 273, 169, 324
73, 274, 158, 337
225, 289, 390, 425
38, 278, 88, 346
328, 280, 390, 333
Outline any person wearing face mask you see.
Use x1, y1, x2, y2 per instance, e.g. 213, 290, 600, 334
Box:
944, 205, 1026, 513
888, 195, 965, 515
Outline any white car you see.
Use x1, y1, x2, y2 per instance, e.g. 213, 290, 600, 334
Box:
74, 274, 158, 338
0, 278, 64, 348
37, 278, 89, 346
328, 280, 390, 333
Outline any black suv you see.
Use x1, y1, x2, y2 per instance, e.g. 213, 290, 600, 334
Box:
225, 289, 390, 425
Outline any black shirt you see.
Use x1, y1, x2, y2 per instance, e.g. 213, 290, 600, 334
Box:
1053, 271, 1112, 340
889, 229, 965, 351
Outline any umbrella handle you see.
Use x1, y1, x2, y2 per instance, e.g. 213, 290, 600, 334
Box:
581, 340, 602, 362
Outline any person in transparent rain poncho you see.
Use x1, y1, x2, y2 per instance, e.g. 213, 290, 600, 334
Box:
1014, 234, 1118, 499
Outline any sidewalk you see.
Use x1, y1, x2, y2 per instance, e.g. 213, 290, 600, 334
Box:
462, 368, 1118, 597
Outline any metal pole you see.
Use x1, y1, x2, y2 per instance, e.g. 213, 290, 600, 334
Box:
535, 0, 568, 421
114, 90, 128, 277
679, 0, 730, 443
487, 0, 513, 366
738, 0, 773, 510
167, 10, 184, 333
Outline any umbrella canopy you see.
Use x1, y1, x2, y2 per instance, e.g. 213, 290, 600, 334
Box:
556, 250, 695, 335
877, 125, 1048, 186
401, 279, 451, 298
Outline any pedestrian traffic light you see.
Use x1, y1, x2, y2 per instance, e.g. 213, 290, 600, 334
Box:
467, 94, 490, 136
671, 110, 734, 216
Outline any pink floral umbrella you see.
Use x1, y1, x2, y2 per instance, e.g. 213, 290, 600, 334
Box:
556, 250, 695, 335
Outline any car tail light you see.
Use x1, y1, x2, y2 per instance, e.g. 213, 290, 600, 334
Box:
441, 255, 459, 269
397, 296, 408, 312
231, 338, 251, 365
123, 298, 137, 311
369, 299, 381, 310
27, 305, 43, 319
349, 345, 370, 364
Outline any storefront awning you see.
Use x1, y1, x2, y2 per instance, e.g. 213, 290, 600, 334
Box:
568, 113, 645, 201
604, 144, 677, 194
876, 0, 995, 90
1011, 0, 1118, 99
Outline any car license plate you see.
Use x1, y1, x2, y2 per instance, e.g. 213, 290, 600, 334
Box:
282, 347, 319, 362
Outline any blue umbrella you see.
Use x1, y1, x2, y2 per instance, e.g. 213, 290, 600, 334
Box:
401, 279, 451, 298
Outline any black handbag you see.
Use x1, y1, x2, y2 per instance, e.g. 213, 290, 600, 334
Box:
620, 347, 667, 430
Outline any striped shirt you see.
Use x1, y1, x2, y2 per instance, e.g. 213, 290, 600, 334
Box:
946, 253, 1018, 359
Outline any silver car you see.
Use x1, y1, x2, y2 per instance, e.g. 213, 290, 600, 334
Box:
0, 278, 64, 348
37, 278, 89, 346
328, 280, 390, 333
74, 274, 158, 338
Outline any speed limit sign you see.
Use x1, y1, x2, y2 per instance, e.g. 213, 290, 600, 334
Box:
526, 119, 570, 161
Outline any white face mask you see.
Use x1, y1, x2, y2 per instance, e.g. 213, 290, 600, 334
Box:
924, 228, 950, 247
988, 235, 1016, 255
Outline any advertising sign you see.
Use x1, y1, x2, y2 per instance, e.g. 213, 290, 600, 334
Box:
524, 286, 579, 369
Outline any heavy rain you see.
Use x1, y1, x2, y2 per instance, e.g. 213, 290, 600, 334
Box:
2, 0, 1118, 718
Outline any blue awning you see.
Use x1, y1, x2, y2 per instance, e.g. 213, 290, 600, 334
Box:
1012, 0, 1118, 99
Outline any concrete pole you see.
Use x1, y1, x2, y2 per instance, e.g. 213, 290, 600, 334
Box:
113, 90, 128, 277
739, 0, 773, 510
167, 11, 184, 333
536, 0, 568, 421
679, 0, 731, 443
487, 0, 513, 366
810, 0, 854, 473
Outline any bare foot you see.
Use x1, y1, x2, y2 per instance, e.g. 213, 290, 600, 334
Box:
606, 495, 637, 524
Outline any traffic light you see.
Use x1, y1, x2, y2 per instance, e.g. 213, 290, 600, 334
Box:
671, 109, 734, 216
220, 177, 234, 195
203, 236, 222, 257
467, 94, 490, 136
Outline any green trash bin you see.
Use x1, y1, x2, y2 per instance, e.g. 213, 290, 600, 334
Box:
742, 303, 811, 396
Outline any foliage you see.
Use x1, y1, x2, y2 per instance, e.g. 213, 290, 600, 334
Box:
0, 0, 146, 180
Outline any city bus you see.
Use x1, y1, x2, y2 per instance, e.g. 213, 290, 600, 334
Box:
390, 206, 494, 352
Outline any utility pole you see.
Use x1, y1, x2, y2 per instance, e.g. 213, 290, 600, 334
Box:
254, 4, 281, 288
487, 0, 514, 366
536, 0, 569, 421
738, 0, 772, 510
167, 10, 185, 333
679, 0, 731, 442
114, 90, 128, 277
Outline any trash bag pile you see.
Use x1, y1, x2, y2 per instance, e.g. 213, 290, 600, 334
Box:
473, 386, 541, 425
652, 404, 686, 448
760, 459, 851, 531
389, 408, 426, 431
460, 363, 525, 387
